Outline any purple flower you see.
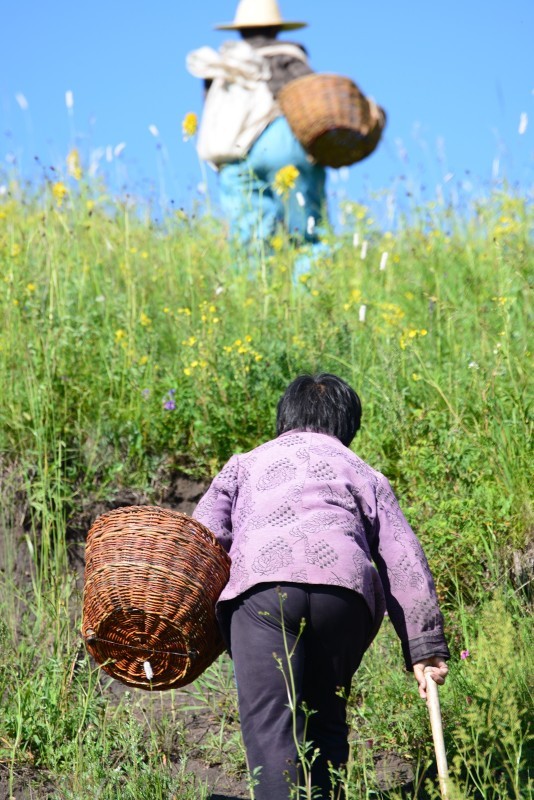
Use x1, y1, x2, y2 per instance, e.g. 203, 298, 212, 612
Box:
163, 400, 176, 411
168, 388, 176, 396
460, 649, 470, 660
141, 389, 151, 399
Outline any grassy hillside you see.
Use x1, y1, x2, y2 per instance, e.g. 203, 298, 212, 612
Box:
0, 179, 532, 798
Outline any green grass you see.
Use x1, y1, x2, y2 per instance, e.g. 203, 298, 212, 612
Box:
0, 176, 532, 798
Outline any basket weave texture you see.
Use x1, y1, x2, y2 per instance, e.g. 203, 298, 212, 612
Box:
82, 506, 231, 691
278, 73, 386, 168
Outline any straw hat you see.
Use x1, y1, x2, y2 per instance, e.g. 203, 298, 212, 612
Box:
215, 0, 307, 31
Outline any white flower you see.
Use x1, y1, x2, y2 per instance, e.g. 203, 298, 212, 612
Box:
114, 142, 126, 157
379, 252, 388, 271
307, 216, 316, 235
143, 661, 154, 680
353, 232, 360, 247
359, 304, 367, 323
518, 112, 528, 135
360, 241, 368, 260
468, 361, 479, 369
148, 124, 159, 137
105, 145, 113, 162
15, 93, 29, 111
65, 90, 74, 110
296, 191, 305, 207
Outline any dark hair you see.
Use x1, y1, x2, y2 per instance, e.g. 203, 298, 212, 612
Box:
239, 26, 282, 38
276, 373, 362, 446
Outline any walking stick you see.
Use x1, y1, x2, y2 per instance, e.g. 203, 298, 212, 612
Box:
424, 666, 450, 800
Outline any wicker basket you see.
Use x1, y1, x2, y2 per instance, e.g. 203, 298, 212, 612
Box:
82, 506, 231, 691
278, 73, 386, 168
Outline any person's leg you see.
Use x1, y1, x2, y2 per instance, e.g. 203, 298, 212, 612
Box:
218, 158, 279, 247
224, 584, 309, 800
303, 587, 372, 796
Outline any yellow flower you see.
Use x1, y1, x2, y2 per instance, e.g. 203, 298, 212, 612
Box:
11, 243, 21, 258
66, 148, 82, 180
273, 165, 299, 195
412, 373, 422, 381
26, 283, 36, 293
139, 355, 149, 365
182, 112, 198, 141
52, 182, 68, 206
271, 234, 284, 251
140, 312, 152, 327
115, 329, 126, 342
183, 367, 192, 376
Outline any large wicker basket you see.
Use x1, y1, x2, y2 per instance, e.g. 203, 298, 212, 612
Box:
278, 73, 386, 168
82, 506, 231, 691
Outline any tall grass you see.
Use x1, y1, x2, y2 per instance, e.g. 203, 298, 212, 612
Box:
0, 176, 532, 798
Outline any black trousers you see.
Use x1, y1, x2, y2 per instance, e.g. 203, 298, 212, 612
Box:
217, 583, 372, 800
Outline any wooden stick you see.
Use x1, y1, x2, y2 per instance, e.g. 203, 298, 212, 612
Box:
425, 666, 450, 800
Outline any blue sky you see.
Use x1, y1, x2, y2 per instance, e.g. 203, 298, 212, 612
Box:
2, 0, 533, 223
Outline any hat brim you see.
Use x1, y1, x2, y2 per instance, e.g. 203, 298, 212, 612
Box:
215, 21, 307, 31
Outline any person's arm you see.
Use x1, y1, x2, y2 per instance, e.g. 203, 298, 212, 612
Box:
192, 454, 239, 552
369, 474, 450, 679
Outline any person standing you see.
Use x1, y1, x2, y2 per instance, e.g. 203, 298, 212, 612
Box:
186, 0, 328, 254
193, 373, 450, 799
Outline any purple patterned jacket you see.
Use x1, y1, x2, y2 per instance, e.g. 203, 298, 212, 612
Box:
193, 430, 450, 668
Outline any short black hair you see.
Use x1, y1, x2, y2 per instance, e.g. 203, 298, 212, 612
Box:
276, 373, 362, 446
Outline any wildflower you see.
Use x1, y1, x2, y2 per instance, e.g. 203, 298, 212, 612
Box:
273, 165, 299, 195
114, 142, 126, 157
379, 252, 388, 271
65, 90, 74, 110
163, 391, 176, 409
141, 388, 151, 399
183, 368, 191, 377
114, 329, 126, 342
518, 112, 528, 135
52, 181, 68, 206
271, 234, 284, 252
306, 216, 316, 236
460, 649, 470, 660
148, 124, 159, 137
296, 191, 305, 207
66, 148, 82, 180
182, 112, 198, 140
140, 312, 152, 327
143, 661, 154, 680
360, 241, 368, 260
358, 304, 367, 323
15, 93, 29, 111
26, 283, 36, 293
10, 243, 21, 258
412, 373, 422, 381
353, 233, 360, 247
139, 355, 149, 365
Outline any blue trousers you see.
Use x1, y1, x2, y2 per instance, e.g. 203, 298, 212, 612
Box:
218, 116, 327, 247
217, 583, 372, 799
